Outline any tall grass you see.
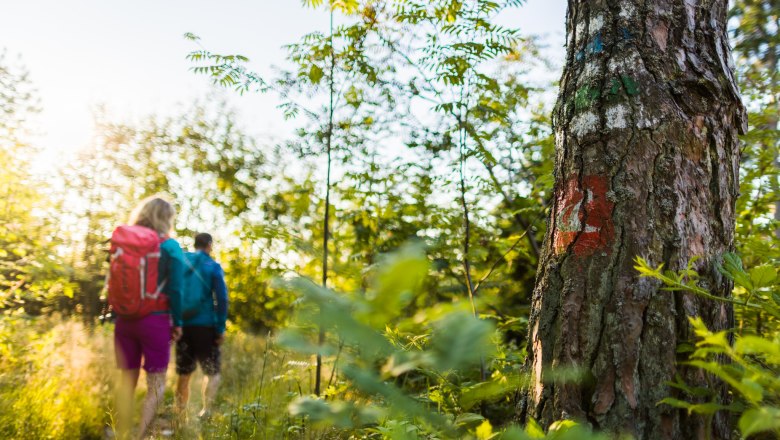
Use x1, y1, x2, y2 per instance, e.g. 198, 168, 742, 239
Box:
0, 315, 113, 439
0, 315, 314, 440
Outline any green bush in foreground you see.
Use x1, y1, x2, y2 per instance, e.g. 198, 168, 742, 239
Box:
280, 244, 608, 439
637, 253, 780, 438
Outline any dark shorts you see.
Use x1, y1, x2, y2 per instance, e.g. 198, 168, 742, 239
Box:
175, 326, 221, 376
114, 314, 171, 373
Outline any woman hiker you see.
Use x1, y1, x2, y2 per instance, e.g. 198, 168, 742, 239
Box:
109, 196, 184, 439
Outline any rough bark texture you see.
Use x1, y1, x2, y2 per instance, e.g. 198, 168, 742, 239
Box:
519, 1, 746, 438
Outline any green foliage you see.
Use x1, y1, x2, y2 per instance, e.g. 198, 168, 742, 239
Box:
500, 419, 611, 440
278, 246, 604, 439
636, 252, 780, 439
0, 316, 112, 439
730, 0, 780, 266
0, 315, 322, 440
183, 0, 552, 328
185, 35, 266, 94
0, 53, 74, 314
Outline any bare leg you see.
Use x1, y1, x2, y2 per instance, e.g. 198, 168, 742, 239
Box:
198, 374, 221, 418
116, 369, 140, 440
175, 373, 192, 415
136, 372, 166, 440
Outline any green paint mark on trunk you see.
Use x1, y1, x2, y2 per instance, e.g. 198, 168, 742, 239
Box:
609, 78, 622, 96
574, 76, 639, 109
575, 86, 601, 110
621, 75, 640, 95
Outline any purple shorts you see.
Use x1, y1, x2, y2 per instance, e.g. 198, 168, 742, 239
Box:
114, 314, 172, 373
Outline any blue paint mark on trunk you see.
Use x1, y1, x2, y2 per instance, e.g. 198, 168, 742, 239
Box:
590, 32, 603, 54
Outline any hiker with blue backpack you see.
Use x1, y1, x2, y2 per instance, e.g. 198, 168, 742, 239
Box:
174, 232, 229, 419
108, 195, 184, 440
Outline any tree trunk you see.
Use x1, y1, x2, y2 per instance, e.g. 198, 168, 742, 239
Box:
519, 1, 746, 438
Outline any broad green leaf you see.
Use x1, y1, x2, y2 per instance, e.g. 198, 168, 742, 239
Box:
288, 397, 383, 428
308, 64, 324, 84
341, 365, 451, 433
524, 418, 545, 438
362, 243, 428, 328
285, 278, 395, 360
547, 421, 609, 440
499, 426, 532, 440
719, 253, 753, 290
276, 328, 337, 356
739, 407, 780, 437
460, 373, 525, 410
475, 419, 494, 440
455, 412, 485, 428
548, 420, 578, 432
687, 402, 739, 416
428, 311, 495, 371
735, 335, 780, 362
749, 264, 777, 289
687, 360, 763, 403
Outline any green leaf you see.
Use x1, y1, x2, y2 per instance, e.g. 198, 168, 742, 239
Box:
687, 359, 764, 403
284, 278, 395, 361
687, 402, 737, 416
362, 243, 428, 328
341, 365, 450, 432
547, 420, 608, 440
667, 375, 714, 398
719, 253, 753, 290
735, 335, 780, 362
475, 419, 494, 440
276, 328, 337, 356
427, 311, 495, 371
460, 374, 525, 410
658, 397, 693, 410
288, 397, 383, 428
499, 426, 532, 440
524, 418, 545, 438
308, 64, 324, 83
749, 264, 777, 289
739, 407, 780, 438
455, 412, 485, 428
548, 420, 578, 432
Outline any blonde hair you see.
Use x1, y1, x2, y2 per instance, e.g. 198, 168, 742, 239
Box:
128, 195, 176, 235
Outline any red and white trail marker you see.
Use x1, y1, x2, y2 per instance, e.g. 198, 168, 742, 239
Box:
553, 175, 615, 256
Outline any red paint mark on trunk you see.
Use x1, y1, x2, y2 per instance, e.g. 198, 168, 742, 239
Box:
554, 175, 615, 256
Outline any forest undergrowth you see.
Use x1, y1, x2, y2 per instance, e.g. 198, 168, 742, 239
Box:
0, 315, 325, 440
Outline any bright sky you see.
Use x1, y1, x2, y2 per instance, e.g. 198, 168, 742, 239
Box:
1, 0, 566, 170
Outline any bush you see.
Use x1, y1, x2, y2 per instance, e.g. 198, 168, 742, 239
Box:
280, 244, 608, 439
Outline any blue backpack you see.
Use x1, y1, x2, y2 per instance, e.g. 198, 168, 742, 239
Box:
182, 252, 210, 319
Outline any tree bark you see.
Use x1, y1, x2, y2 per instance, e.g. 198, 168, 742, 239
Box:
519, 1, 746, 438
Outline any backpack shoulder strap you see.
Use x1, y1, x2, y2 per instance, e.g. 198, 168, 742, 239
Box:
185, 254, 210, 288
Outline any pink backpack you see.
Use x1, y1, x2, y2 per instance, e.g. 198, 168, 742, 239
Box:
107, 225, 169, 319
